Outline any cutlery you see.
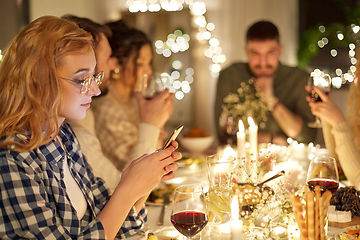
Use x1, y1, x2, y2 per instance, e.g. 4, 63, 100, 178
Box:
157, 192, 170, 226
255, 170, 285, 188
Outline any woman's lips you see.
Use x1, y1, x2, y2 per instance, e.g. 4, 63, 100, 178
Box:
81, 103, 91, 108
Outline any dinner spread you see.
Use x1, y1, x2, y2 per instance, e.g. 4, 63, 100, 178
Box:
339, 225, 360, 240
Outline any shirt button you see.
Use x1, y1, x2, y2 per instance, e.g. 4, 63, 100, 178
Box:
61, 173, 65, 178
74, 210, 77, 215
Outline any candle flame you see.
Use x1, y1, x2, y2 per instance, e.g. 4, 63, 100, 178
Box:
224, 146, 236, 158
231, 195, 239, 220
247, 116, 255, 126
238, 120, 244, 132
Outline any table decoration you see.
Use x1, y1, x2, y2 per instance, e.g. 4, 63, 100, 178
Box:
219, 78, 269, 144
237, 120, 246, 160
205, 154, 236, 223
248, 117, 258, 161
230, 196, 243, 240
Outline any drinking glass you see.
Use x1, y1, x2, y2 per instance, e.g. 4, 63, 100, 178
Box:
307, 73, 331, 128
139, 73, 169, 99
306, 156, 339, 194
205, 154, 236, 223
170, 184, 208, 239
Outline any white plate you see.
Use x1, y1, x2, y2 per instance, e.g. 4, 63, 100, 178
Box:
328, 225, 356, 240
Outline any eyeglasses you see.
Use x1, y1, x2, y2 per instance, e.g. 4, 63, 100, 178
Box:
61, 71, 104, 95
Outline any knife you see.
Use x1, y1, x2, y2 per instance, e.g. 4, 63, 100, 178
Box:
157, 192, 170, 225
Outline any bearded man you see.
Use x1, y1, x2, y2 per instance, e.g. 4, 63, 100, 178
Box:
215, 21, 316, 145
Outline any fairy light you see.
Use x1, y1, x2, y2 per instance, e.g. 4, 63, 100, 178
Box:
307, 24, 360, 89
127, 0, 226, 98
0, 49, 3, 62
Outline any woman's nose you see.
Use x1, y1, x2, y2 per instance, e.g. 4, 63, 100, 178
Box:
87, 80, 101, 96
144, 65, 152, 77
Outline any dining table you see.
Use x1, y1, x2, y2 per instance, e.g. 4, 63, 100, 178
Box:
125, 142, 350, 240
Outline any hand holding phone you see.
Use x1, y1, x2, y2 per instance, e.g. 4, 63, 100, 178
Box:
162, 124, 184, 150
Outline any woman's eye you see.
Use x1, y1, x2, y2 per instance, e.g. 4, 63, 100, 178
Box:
74, 79, 85, 84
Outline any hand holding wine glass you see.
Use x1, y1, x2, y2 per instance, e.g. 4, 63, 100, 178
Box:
306, 156, 339, 194
306, 73, 331, 128
139, 73, 169, 99
171, 184, 208, 239
306, 86, 346, 128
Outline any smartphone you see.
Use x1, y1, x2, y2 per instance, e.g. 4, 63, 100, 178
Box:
162, 124, 184, 150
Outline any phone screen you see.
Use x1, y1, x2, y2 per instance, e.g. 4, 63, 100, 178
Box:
162, 124, 184, 150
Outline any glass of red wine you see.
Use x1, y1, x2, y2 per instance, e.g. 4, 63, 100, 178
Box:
307, 73, 331, 128
306, 156, 339, 194
171, 184, 208, 239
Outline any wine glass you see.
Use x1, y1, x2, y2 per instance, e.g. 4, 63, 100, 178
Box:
139, 73, 169, 99
171, 184, 208, 239
306, 156, 339, 194
307, 73, 331, 128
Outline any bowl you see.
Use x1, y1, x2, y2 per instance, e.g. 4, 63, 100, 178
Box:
178, 135, 214, 153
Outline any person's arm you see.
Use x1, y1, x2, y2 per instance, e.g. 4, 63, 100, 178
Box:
98, 143, 180, 239
305, 87, 360, 187
127, 91, 173, 163
70, 120, 122, 193
270, 98, 303, 138
129, 123, 160, 161
331, 122, 360, 189
255, 77, 303, 139
135, 90, 174, 130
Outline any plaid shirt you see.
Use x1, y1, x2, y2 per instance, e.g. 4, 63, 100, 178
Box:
0, 123, 147, 239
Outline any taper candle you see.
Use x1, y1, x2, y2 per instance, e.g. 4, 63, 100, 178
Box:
237, 120, 246, 159
230, 196, 243, 240
248, 117, 258, 160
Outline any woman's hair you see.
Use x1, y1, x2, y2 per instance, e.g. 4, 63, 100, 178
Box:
347, 48, 360, 149
105, 20, 151, 79
62, 14, 112, 47
0, 15, 93, 152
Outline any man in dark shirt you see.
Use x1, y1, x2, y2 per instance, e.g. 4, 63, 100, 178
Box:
215, 21, 316, 145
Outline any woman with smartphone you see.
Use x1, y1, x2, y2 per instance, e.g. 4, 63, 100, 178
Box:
0, 15, 180, 239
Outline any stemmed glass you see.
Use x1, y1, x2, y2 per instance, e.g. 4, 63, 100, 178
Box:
170, 184, 208, 239
306, 156, 339, 194
139, 73, 169, 99
307, 73, 331, 128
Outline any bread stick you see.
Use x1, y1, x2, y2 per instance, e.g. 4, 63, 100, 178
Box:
290, 193, 308, 240
307, 191, 315, 240
314, 186, 321, 240
319, 190, 332, 240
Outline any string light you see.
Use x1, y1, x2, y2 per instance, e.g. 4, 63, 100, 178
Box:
126, 0, 226, 99
310, 24, 358, 89
0, 49, 3, 62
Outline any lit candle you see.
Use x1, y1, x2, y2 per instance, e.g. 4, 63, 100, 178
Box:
248, 117, 258, 160
237, 120, 246, 160
230, 196, 243, 240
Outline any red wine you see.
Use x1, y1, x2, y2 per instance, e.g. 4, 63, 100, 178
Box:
171, 211, 208, 238
308, 91, 329, 102
308, 179, 339, 193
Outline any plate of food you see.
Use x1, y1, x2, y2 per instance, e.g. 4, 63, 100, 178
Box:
146, 183, 176, 206
329, 225, 360, 240
175, 155, 206, 168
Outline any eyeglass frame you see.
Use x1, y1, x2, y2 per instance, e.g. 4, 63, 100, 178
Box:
61, 71, 104, 95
